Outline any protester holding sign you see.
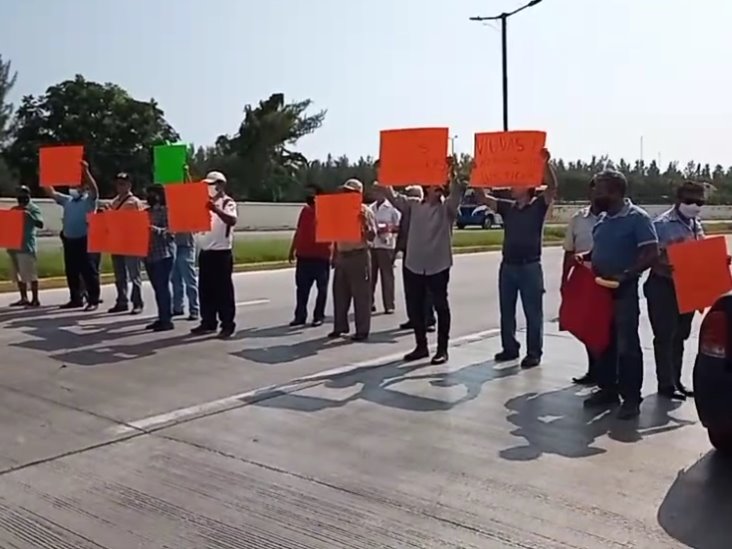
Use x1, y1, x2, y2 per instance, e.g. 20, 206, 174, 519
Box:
374, 164, 466, 365
171, 166, 200, 322
192, 171, 238, 340
107, 172, 145, 315
475, 148, 557, 369
561, 177, 601, 385
328, 179, 377, 341
45, 160, 101, 311
644, 181, 706, 400
144, 184, 175, 332
581, 170, 659, 420
7, 186, 44, 308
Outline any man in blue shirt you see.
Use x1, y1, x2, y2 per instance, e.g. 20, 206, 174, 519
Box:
582, 170, 659, 420
644, 181, 706, 401
45, 160, 100, 311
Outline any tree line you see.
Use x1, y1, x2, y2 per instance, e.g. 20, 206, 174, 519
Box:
1, 54, 731, 204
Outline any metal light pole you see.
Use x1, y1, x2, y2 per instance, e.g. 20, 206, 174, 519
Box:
470, 0, 545, 131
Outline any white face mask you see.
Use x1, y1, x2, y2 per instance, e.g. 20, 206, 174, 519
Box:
207, 184, 218, 198
69, 189, 81, 199
678, 203, 702, 219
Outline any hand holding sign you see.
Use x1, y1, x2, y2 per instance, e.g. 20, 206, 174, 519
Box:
470, 131, 547, 188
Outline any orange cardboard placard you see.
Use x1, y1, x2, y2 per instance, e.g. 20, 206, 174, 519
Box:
87, 212, 109, 254
315, 193, 362, 243
378, 128, 449, 186
104, 210, 150, 257
0, 209, 25, 250
668, 236, 732, 313
39, 145, 84, 188
165, 182, 211, 233
470, 131, 546, 188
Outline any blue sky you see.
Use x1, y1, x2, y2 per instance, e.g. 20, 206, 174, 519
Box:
3, 0, 732, 166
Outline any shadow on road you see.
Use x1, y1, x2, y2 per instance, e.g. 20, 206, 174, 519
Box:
658, 451, 732, 549
500, 388, 694, 461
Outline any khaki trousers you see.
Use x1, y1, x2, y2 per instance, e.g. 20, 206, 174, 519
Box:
370, 247, 396, 311
333, 249, 372, 335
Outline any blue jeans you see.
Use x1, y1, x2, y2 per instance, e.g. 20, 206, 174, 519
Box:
172, 245, 199, 315
499, 261, 545, 358
145, 257, 174, 324
294, 257, 330, 322
597, 280, 644, 402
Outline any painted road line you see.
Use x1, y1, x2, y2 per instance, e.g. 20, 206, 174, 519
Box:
236, 299, 270, 307
110, 327, 501, 436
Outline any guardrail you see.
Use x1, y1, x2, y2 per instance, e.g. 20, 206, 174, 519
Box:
2, 198, 731, 234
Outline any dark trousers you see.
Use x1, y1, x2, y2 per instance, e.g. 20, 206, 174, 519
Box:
145, 257, 173, 324
402, 265, 435, 326
294, 257, 330, 322
61, 234, 100, 305
499, 261, 545, 358
333, 249, 371, 335
644, 273, 694, 390
586, 346, 600, 378
371, 248, 396, 311
597, 280, 643, 402
404, 267, 450, 351
198, 249, 236, 331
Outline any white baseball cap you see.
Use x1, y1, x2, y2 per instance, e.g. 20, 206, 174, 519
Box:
203, 171, 227, 184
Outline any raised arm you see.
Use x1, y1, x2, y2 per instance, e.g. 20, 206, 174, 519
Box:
445, 180, 468, 220
44, 185, 68, 206
81, 161, 99, 200
473, 188, 498, 211
542, 149, 558, 205
373, 184, 410, 214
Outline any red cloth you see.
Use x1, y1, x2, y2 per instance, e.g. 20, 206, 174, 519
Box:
294, 205, 332, 260
559, 264, 614, 357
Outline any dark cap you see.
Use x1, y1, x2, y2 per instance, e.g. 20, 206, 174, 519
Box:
16, 185, 31, 195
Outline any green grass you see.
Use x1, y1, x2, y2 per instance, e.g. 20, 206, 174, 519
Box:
1, 222, 730, 283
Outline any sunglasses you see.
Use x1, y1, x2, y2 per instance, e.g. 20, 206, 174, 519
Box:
682, 198, 705, 206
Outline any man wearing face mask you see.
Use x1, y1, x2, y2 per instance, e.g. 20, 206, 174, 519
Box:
581, 170, 659, 420
45, 160, 101, 311
7, 186, 44, 307
644, 181, 706, 401
191, 171, 238, 339
288, 184, 332, 327
475, 149, 557, 369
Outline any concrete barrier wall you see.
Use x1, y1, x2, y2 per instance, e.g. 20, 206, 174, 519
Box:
1, 198, 730, 234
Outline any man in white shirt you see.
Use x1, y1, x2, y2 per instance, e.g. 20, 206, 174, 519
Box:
369, 196, 401, 314
191, 171, 238, 339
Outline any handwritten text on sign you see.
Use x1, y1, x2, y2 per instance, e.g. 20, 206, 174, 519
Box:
470, 131, 546, 188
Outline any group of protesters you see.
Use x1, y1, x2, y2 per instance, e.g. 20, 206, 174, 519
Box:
6, 150, 708, 420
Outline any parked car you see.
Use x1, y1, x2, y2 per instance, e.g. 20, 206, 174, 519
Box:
456, 191, 503, 230
694, 296, 732, 454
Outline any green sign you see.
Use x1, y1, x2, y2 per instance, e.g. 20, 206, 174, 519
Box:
153, 144, 187, 184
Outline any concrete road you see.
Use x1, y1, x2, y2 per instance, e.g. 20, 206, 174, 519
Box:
0, 248, 724, 548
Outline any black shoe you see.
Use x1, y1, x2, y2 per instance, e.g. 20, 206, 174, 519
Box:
108, 304, 128, 314
521, 356, 541, 369
351, 333, 369, 342
27, 300, 41, 308
572, 373, 596, 386
399, 321, 414, 330
10, 299, 30, 307
218, 326, 235, 340
289, 319, 307, 327
426, 324, 437, 333
328, 331, 348, 339
60, 301, 84, 310
371, 306, 377, 313
676, 382, 694, 398
404, 347, 429, 362
153, 322, 175, 332
187, 314, 199, 322
658, 386, 686, 401
146, 321, 162, 331
583, 390, 620, 409
617, 399, 641, 420
494, 350, 520, 363
172, 310, 185, 317
190, 324, 217, 335
311, 319, 324, 327
84, 303, 99, 312
431, 350, 449, 365
130, 306, 143, 316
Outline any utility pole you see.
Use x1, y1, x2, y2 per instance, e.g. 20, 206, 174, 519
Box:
470, 0, 545, 131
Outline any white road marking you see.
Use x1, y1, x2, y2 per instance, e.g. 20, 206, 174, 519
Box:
110, 327, 501, 436
236, 299, 270, 307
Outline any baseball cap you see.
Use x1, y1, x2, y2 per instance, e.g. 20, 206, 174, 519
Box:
341, 179, 363, 193
203, 171, 227, 185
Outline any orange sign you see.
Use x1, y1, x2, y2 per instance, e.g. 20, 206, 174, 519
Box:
39, 145, 84, 188
87, 212, 109, 254
104, 210, 150, 257
315, 193, 362, 243
165, 182, 211, 233
470, 131, 546, 188
378, 128, 449, 186
668, 236, 732, 313
0, 209, 25, 250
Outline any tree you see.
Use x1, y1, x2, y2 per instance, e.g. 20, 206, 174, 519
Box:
0, 54, 17, 147
204, 93, 326, 201
5, 75, 178, 195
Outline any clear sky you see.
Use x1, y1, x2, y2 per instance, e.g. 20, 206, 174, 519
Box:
3, 0, 732, 167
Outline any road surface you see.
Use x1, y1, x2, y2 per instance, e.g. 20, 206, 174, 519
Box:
0, 248, 724, 548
